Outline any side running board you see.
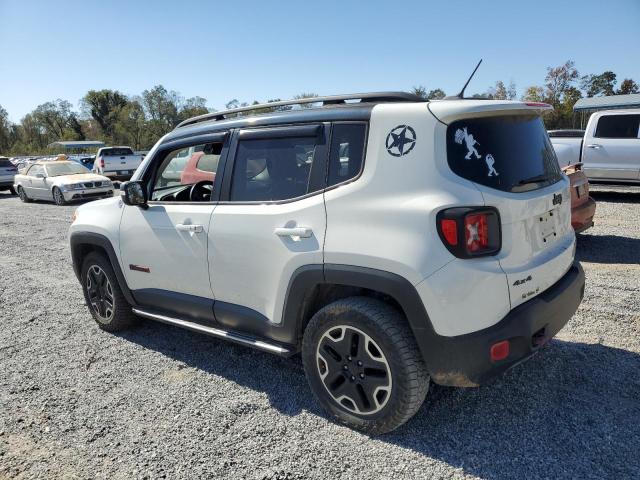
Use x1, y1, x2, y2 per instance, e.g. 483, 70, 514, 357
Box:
132, 307, 292, 356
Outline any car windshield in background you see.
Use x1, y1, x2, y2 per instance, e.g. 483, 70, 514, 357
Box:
45, 162, 89, 176
103, 148, 133, 156
447, 115, 563, 193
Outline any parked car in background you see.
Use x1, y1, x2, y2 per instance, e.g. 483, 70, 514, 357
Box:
92, 146, 143, 180
15, 160, 113, 205
561, 163, 596, 233
549, 109, 640, 183
0, 157, 18, 195
179, 146, 221, 185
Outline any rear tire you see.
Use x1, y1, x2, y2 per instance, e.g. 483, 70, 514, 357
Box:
18, 186, 31, 203
81, 252, 138, 332
9, 186, 17, 195
302, 297, 429, 434
52, 187, 66, 206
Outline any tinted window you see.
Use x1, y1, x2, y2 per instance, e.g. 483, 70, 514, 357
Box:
0, 158, 12, 167
102, 148, 134, 156
595, 115, 640, 139
328, 123, 367, 187
447, 115, 563, 193
230, 136, 317, 202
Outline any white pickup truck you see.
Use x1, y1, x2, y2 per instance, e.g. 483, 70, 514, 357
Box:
549, 109, 640, 183
92, 146, 143, 180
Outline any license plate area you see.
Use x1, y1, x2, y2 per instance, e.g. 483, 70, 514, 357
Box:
538, 210, 558, 244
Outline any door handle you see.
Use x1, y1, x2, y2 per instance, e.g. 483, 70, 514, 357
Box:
586, 144, 602, 149
274, 226, 313, 238
176, 224, 204, 233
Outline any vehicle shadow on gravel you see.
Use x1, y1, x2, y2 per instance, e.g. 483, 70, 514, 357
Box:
118, 323, 639, 478
576, 233, 640, 264
386, 339, 640, 479
590, 190, 640, 204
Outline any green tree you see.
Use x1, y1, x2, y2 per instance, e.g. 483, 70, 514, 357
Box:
617, 78, 639, 95
507, 80, 517, 100
426, 88, 446, 100
0, 105, 12, 154
81, 89, 129, 139
294, 92, 319, 108
521, 86, 545, 102
545, 60, 579, 106
580, 71, 617, 97
141, 85, 181, 138
411, 86, 427, 99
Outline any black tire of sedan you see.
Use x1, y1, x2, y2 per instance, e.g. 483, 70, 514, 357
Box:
9, 186, 17, 195
18, 186, 31, 203
81, 252, 138, 332
53, 187, 66, 206
302, 297, 430, 434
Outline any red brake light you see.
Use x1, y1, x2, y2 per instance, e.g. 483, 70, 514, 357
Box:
440, 219, 458, 246
490, 340, 510, 362
437, 207, 501, 258
525, 102, 552, 109
464, 213, 489, 252
99, 157, 104, 168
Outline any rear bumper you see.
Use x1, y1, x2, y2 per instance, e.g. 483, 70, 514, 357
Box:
571, 196, 596, 233
423, 261, 585, 386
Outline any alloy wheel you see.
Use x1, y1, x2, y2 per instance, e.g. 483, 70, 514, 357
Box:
86, 265, 115, 323
316, 325, 392, 415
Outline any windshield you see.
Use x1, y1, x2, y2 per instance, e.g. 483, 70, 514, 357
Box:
45, 162, 89, 177
447, 115, 563, 193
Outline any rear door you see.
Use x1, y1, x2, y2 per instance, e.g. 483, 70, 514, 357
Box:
208, 124, 328, 327
445, 113, 575, 308
583, 113, 640, 181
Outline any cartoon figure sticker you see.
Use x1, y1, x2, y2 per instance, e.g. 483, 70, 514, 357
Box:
485, 154, 499, 177
454, 127, 499, 177
454, 127, 481, 160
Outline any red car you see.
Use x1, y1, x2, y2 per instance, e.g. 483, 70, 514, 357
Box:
562, 163, 596, 233
180, 151, 217, 185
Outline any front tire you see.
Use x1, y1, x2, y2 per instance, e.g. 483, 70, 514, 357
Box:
17, 186, 31, 203
302, 297, 429, 434
9, 186, 17, 195
81, 252, 138, 332
52, 187, 66, 205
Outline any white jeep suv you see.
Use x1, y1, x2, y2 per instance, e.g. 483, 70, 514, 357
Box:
69, 93, 585, 433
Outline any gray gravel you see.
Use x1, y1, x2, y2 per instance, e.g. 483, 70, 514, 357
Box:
1, 189, 639, 479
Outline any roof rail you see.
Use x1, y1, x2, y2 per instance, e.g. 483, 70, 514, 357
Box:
175, 92, 426, 129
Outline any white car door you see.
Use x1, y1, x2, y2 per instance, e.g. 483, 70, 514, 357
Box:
28, 164, 48, 199
583, 113, 640, 181
119, 135, 229, 321
209, 125, 328, 327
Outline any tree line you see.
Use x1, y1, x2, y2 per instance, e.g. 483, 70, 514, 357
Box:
1, 60, 637, 156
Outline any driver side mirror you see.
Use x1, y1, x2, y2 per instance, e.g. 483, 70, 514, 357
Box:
121, 181, 148, 209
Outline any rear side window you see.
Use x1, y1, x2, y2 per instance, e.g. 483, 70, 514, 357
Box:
328, 123, 367, 187
102, 148, 134, 156
447, 115, 563, 193
0, 158, 12, 167
594, 115, 640, 139
230, 135, 319, 202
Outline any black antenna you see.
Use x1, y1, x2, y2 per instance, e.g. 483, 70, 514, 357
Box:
446, 59, 483, 100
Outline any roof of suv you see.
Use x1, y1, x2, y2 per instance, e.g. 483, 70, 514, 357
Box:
165, 92, 427, 143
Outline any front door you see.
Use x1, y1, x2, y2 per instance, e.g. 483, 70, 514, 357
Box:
28, 164, 49, 199
209, 125, 328, 326
119, 136, 228, 321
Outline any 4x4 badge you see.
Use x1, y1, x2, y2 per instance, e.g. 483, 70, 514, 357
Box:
386, 125, 416, 157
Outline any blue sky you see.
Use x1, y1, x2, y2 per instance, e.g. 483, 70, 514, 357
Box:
1, 0, 639, 121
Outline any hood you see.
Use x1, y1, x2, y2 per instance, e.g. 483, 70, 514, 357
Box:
50, 173, 111, 185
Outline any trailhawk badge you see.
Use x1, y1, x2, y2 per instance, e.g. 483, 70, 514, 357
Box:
386, 125, 416, 157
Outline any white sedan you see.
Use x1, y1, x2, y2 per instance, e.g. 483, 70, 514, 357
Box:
14, 161, 114, 206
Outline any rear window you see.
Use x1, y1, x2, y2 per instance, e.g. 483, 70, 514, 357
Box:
0, 158, 13, 167
447, 115, 563, 193
102, 148, 134, 156
594, 115, 640, 139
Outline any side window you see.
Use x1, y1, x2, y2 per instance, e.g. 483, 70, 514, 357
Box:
29, 165, 44, 177
595, 115, 640, 139
327, 123, 367, 187
230, 135, 318, 202
151, 142, 222, 201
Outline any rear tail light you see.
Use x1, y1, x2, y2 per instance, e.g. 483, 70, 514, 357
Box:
98, 157, 104, 168
437, 207, 501, 258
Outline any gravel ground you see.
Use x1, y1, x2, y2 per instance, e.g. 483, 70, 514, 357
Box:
0, 188, 639, 479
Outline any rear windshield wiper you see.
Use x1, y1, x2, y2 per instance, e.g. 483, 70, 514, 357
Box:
518, 174, 552, 185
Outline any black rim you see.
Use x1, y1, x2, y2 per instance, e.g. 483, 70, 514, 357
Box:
316, 325, 392, 415
86, 265, 115, 323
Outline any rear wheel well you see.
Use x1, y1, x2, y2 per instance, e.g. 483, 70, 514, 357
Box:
298, 284, 405, 339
